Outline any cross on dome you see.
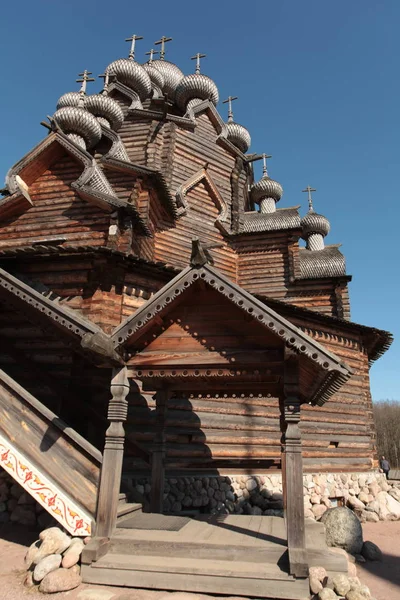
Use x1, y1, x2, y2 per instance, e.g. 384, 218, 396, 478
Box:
154, 36, 173, 60
76, 70, 95, 96
125, 34, 144, 60
262, 153, 272, 177
302, 185, 316, 211
191, 53, 206, 74
222, 96, 238, 123
145, 49, 159, 63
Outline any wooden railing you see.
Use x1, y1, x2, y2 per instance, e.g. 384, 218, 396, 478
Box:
0, 368, 101, 536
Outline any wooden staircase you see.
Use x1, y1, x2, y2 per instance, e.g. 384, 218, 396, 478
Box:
0, 368, 142, 535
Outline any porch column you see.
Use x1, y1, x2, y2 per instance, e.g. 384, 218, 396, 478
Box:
283, 351, 308, 578
150, 387, 170, 513
95, 366, 130, 538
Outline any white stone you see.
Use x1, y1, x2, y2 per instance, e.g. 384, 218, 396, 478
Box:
332, 573, 351, 596
33, 553, 62, 582
62, 540, 84, 568
376, 491, 400, 520
38, 528, 71, 558
318, 589, 337, 600
246, 478, 257, 492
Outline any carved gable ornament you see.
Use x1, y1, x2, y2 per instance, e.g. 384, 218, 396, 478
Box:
111, 260, 352, 405
176, 168, 229, 232
1, 132, 142, 224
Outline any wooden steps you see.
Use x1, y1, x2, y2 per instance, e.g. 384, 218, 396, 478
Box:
82, 552, 310, 600
117, 493, 142, 521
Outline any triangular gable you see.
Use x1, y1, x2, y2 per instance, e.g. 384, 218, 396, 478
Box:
111, 262, 352, 405
3, 132, 144, 225
175, 168, 229, 232
0, 266, 121, 367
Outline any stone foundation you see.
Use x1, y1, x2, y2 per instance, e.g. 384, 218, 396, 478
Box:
128, 471, 400, 522
2, 466, 399, 527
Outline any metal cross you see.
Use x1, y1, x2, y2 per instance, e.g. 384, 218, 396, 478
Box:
191, 53, 206, 74
302, 185, 316, 211
222, 96, 238, 122
262, 153, 272, 176
98, 70, 115, 95
125, 34, 143, 60
155, 36, 173, 60
145, 49, 159, 63
76, 70, 95, 95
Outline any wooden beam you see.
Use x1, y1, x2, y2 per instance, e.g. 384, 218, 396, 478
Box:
95, 367, 130, 539
150, 387, 170, 513
282, 350, 308, 578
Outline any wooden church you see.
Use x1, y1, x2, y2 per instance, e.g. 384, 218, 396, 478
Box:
0, 34, 392, 597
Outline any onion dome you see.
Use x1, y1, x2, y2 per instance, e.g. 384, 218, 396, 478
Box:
52, 106, 102, 150
56, 92, 81, 109
223, 96, 251, 153
251, 155, 283, 213
143, 49, 165, 90
105, 34, 151, 101
85, 94, 124, 130
175, 53, 218, 112
301, 186, 330, 251
148, 36, 184, 97
150, 60, 184, 96
225, 121, 251, 153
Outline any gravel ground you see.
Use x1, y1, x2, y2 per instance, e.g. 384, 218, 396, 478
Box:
0, 521, 399, 600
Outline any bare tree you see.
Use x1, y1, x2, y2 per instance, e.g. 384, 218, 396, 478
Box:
373, 400, 400, 468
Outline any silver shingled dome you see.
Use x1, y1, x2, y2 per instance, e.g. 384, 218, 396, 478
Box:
52, 106, 102, 150
85, 94, 124, 131
106, 58, 152, 101
56, 92, 81, 109
251, 174, 283, 204
226, 122, 251, 153
301, 210, 330, 238
175, 73, 219, 111
143, 63, 165, 90
150, 60, 184, 96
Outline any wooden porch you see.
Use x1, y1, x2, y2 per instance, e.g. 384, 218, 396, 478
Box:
82, 513, 347, 599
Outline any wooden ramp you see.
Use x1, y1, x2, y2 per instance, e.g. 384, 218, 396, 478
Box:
82, 515, 347, 599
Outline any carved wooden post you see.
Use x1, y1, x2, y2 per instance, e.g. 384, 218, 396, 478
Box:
283, 351, 308, 578
95, 367, 129, 538
150, 387, 170, 513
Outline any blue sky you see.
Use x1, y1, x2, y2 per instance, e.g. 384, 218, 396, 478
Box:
0, 1, 398, 400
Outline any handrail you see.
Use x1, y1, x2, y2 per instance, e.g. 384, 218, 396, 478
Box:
0, 368, 102, 464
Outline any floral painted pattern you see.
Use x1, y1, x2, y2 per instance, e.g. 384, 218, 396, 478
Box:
0, 433, 92, 536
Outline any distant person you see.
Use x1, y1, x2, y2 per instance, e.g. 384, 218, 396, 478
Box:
380, 456, 390, 479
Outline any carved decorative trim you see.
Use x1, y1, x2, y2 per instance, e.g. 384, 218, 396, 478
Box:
175, 168, 229, 230
128, 367, 280, 379
108, 82, 143, 111
0, 432, 92, 536
100, 156, 177, 219
112, 263, 352, 404
100, 126, 131, 163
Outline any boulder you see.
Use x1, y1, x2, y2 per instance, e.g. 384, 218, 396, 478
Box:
361, 541, 382, 561
33, 554, 62, 582
309, 566, 327, 583
362, 511, 379, 523
23, 571, 35, 589
332, 573, 351, 596
318, 589, 338, 600
347, 496, 365, 511
62, 539, 84, 568
38, 527, 71, 559
24, 539, 41, 569
389, 487, 400, 503
312, 504, 327, 520
321, 507, 363, 555
310, 576, 323, 594
375, 491, 400, 520
39, 568, 81, 593
347, 561, 357, 577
